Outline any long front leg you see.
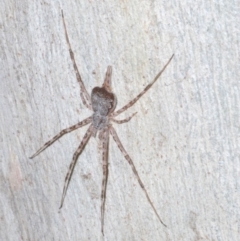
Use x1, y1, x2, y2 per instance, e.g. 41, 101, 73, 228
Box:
61, 10, 92, 110
59, 124, 94, 208
99, 128, 110, 236
111, 54, 174, 117
109, 126, 166, 227
30, 116, 92, 159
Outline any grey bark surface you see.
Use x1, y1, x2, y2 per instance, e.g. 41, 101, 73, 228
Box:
1, 0, 239, 240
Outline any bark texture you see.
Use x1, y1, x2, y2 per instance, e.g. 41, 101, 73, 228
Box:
1, 0, 239, 240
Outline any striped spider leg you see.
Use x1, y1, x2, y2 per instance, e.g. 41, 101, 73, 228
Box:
30, 10, 174, 236
61, 10, 92, 110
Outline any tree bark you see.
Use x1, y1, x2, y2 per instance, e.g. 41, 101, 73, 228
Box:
1, 1, 239, 240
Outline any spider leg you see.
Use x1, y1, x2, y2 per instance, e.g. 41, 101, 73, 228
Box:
111, 112, 137, 124
99, 128, 109, 236
102, 66, 112, 91
109, 126, 167, 227
30, 116, 92, 159
59, 124, 94, 209
80, 92, 91, 110
111, 54, 174, 117
61, 10, 92, 110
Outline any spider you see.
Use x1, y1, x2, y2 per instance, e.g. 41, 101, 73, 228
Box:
30, 10, 174, 235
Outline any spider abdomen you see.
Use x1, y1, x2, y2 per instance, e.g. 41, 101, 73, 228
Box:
92, 112, 108, 130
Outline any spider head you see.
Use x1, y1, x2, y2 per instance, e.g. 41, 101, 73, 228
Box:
91, 87, 117, 115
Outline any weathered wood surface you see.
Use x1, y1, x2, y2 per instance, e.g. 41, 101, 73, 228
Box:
1, 1, 239, 240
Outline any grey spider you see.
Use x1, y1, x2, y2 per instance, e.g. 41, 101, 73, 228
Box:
30, 10, 174, 235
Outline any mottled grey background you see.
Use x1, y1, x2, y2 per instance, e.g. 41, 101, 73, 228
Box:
1, 0, 239, 240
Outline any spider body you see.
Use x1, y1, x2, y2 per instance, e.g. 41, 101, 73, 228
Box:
30, 10, 174, 236
91, 78, 116, 131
